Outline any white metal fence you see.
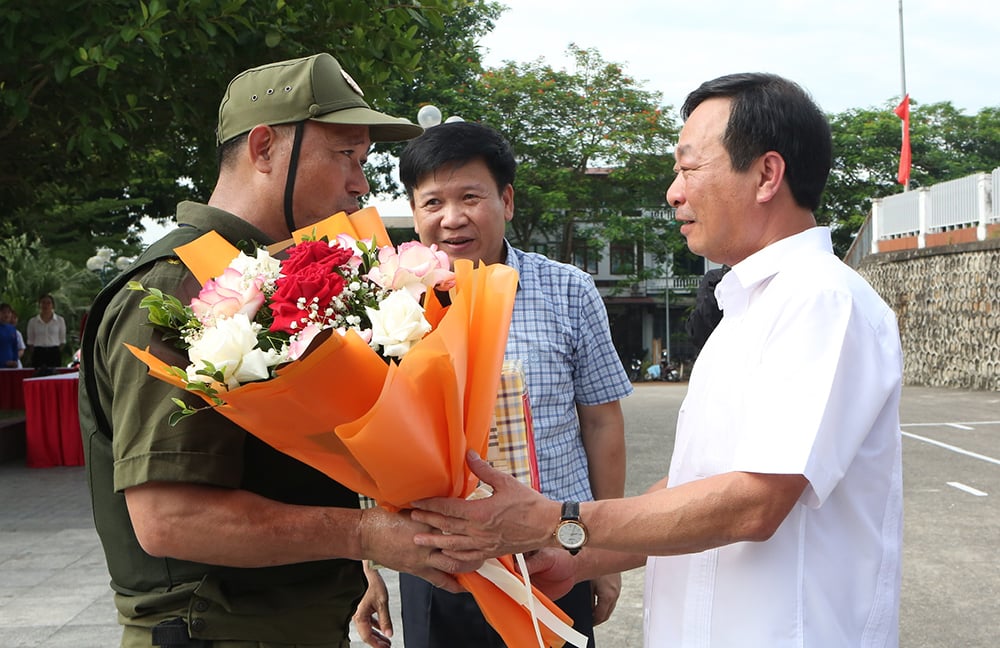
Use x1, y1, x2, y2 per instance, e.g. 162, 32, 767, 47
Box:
993, 167, 1000, 219
878, 188, 923, 238
927, 174, 987, 231
861, 169, 1000, 258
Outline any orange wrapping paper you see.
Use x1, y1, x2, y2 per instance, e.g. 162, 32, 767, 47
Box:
126, 209, 573, 648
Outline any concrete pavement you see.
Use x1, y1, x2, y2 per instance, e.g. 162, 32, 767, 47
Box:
1, 383, 997, 647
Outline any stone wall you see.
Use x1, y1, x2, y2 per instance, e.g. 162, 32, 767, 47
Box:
857, 238, 1000, 391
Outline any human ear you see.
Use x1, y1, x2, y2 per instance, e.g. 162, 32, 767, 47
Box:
247, 125, 278, 172
756, 151, 785, 204
502, 184, 515, 223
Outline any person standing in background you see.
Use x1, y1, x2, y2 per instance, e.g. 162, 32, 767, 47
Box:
685, 264, 729, 353
11, 309, 26, 368
26, 294, 66, 368
0, 303, 19, 368
354, 121, 633, 647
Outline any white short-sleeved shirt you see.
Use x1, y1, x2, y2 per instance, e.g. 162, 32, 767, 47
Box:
644, 227, 903, 648
27, 312, 66, 347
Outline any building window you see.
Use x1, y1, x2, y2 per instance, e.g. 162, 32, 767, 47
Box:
610, 241, 636, 275
529, 242, 553, 257
572, 243, 599, 274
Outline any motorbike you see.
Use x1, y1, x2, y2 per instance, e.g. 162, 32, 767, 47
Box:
628, 356, 644, 382
658, 351, 681, 382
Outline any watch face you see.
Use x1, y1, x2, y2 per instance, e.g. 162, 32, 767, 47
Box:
557, 521, 586, 549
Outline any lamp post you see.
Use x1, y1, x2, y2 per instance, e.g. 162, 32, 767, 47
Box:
416, 104, 464, 128
664, 276, 671, 363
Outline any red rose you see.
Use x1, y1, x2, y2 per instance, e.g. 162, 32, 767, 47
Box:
280, 240, 354, 275
269, 242, 352, 334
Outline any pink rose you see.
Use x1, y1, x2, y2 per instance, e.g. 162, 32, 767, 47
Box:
367, 242, 454, 299
287, 323, 324, 361
334, 234, 366, 271
190, 268, 265, 324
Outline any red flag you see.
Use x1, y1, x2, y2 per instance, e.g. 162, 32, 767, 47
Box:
894, 94, 911, 186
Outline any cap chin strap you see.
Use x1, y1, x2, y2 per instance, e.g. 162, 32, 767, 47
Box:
283, 121, 306, 237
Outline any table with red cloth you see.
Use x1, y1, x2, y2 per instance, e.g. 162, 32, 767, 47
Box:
23, 372, 84, 467
0, 367, 75, 410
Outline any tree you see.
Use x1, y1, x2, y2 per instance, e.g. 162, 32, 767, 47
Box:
434, 45, 682, 284
1, 0, 501, 265
821, 101, 1000, 257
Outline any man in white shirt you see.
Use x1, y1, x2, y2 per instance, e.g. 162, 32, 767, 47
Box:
410, 72, 904, 647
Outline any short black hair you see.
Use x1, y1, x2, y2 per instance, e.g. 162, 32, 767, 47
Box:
681, 73, 832, 211
398, 121, 516, 197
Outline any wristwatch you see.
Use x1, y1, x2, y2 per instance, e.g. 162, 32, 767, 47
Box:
555, 501, 588, 555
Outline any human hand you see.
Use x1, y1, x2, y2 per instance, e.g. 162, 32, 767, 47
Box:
410, 451, 560, 563
521, 548, 579, 601
351, 565, 393, 647
591, 572, 621, 625
359, 506, 479, 592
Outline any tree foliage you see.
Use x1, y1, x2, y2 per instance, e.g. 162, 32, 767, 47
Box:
1, 0, 500, 265
432, 45, 684, 281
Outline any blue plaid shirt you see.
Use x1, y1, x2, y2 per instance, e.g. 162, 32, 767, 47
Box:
503, 241, 633, 502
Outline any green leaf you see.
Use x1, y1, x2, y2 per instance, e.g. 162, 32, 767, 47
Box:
168, 409, 195, 426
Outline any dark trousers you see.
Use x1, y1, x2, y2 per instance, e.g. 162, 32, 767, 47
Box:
399, 572, 596, 648
31, 345, 61, 368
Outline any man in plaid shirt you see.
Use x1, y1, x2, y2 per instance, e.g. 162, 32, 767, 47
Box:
354, 121, 632, 647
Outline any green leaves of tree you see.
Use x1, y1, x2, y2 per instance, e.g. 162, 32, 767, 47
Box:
2, 0, 498, 264
452, 45, 682, 280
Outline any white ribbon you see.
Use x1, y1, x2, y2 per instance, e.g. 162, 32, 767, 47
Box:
476, 555, 589, 648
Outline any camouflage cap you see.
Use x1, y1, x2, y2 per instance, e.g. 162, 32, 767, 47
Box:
216, 53, 423, 145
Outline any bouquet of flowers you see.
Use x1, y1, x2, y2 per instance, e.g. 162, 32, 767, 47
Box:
125, 207, 584, 648
128, 217, 453, 423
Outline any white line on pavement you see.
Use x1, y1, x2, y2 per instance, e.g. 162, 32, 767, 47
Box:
901, 430, 1000, 467
901, 421, 1000, 427
946, 481, 988, 497
946, 423, 975, 430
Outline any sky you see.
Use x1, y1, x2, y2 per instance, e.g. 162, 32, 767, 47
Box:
143, 0, 998, 236
476, 0, 999, 115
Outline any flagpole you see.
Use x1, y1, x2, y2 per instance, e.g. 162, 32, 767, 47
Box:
898, 0, 909, 191
898, 0, 907, 99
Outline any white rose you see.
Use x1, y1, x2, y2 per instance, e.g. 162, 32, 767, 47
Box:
366, 290, 432, 358
185, 314, 280, 389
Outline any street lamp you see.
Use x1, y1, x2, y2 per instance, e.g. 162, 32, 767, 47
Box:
416, 104, 464, 128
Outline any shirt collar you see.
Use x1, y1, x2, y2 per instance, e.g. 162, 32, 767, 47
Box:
500, 239, 524, 291
175, 201, 277, 246
716, 226, 833, 317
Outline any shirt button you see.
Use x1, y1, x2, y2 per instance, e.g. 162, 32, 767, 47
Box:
190, 618, 206, 632
193, 599, 210, 613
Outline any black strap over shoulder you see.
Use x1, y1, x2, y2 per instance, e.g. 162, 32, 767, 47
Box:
80, 224, 206, 440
